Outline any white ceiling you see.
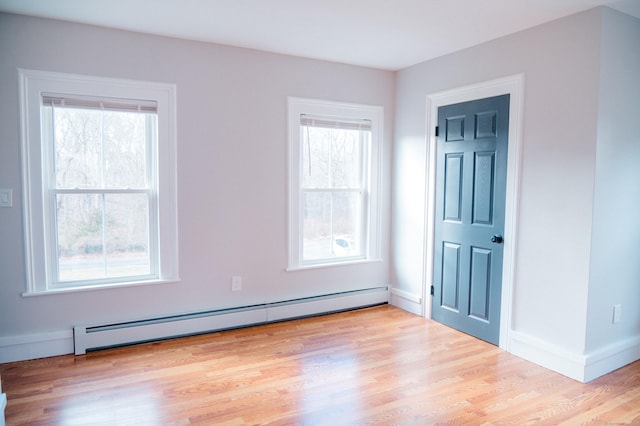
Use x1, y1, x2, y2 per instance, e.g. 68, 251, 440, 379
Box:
1, 0, 639, 70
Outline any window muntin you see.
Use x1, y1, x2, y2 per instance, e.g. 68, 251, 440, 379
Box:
20, 70, 178, 294
288, 98, 382, 269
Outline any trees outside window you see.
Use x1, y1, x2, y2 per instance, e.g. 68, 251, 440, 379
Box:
45, 105, 154, 282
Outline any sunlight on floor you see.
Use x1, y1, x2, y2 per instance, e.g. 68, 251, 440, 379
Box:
59, 384, 162, 425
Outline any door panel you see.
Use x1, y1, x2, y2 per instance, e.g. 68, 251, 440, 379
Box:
444, 153, 463, 222
472, 151, 495, 225
432, 94, 509, 345
469, 246, 491, 321
441, 242, 461, 311
446, 116, 466, 141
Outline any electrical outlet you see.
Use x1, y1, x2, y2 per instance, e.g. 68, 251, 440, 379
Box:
231, 276, 242, 291
613, 304, 622, 324
0, 189, 12, 208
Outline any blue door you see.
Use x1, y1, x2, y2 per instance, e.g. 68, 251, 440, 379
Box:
432, 94, 509, 345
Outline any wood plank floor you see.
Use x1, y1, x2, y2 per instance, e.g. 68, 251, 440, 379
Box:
1, 305, 639, 425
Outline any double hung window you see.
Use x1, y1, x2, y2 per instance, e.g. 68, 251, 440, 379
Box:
20, 70, 178, 294
288, 97, 382, 269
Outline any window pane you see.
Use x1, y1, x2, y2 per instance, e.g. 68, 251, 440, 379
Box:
52, 107, 102, 189
103, 111, 150, 188
302, 191, 362, 261
56, 193, 150, 282
330, 129, 364, 188
104, 193, 150, 278
302, 126, 365, 189
51, 107, 150, 189
302, 127, 330, 188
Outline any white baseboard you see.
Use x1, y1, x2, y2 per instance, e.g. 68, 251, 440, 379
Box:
509, 331, 587, 381
389, 287, 423, 316
2, 286, 389, 362
509, 331, 640, 383
0, 330, 73, 364
583, 335, 640, 382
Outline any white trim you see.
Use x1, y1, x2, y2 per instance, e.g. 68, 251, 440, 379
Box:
19, 69, 179, 295
390, 287, 422, 304
285, 258, 383, 272
583, 336, 640, 382
508, 332, 640, 382
0, 330, 73, 364
510, 331, 587, 382
390, 287, 423, 316
21, 278, 180, 297
287, 97, 383, 270
424, 74, 525, 350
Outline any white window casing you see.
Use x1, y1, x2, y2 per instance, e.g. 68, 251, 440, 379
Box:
19, 69, 179, 295
287, 97, 383, 270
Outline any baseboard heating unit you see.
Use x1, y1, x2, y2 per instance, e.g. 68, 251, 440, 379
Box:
73, 286, 389, 355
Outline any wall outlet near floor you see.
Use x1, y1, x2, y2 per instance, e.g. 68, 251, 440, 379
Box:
0, 189, 12, 208
231, 276, 242, 291
613, 304, 622, 324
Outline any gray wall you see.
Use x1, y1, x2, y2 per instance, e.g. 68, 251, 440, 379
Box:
587, 8, 640, 353
0, 13, 394, 353
392, 6, 640, 380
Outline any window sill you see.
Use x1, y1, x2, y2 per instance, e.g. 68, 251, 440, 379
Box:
286, 258, 383, 272
22, 278, 180, 297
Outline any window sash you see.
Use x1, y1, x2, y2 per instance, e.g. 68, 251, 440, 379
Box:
51, 191, 156, 287
41, 104, 156, 191
299, 117, 370, 263
300, 123, 369, 191
288, 97, 383, 270
41, 103, 160, 287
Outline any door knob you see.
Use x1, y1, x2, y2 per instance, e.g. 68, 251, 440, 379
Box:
491, 234, 503, 244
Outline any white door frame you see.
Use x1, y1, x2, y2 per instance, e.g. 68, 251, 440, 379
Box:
423, 74, 525, 351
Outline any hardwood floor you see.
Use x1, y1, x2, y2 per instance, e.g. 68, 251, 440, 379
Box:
1, 305, 639, 425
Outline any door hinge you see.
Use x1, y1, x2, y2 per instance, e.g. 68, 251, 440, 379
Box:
430, 285, 435, 296
435, 126, 439, 137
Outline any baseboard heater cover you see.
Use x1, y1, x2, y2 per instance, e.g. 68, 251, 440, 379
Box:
73, 286, 389, 355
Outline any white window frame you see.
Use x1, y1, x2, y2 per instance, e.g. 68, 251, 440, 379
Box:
287, 97, 383, 270
19, 69, 179, 295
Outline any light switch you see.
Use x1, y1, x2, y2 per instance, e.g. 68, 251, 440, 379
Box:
0, 189, 12, 208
